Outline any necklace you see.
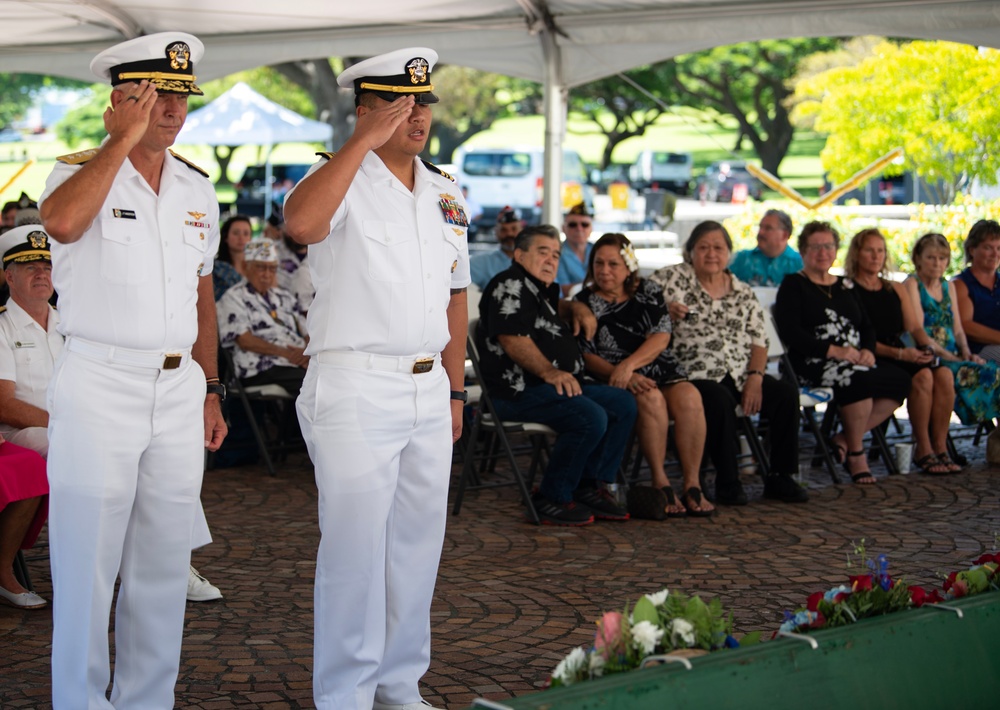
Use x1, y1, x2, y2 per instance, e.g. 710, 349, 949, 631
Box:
802, 272, 834, 299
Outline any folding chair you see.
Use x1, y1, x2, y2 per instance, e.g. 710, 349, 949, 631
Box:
451, 319, 551, 524
216, 346, 296, 477
14, 549, 33, 591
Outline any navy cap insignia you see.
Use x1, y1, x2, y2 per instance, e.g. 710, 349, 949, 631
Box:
28, 231, 47, 249
407, 57, 429, 85
166, 42, 191, 70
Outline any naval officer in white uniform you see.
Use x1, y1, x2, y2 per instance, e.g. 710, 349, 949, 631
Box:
39, 31, 227, 709
283, 48, 469, 710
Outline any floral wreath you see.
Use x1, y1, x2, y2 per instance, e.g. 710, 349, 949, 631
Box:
620, 243, 639, 273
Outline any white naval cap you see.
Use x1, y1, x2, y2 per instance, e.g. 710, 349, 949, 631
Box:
244, 239, 279, 263
338, 47, 439, 104
0, 224, 51, 267
90, 31, 204, 95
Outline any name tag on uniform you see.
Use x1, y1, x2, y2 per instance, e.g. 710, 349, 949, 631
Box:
438, 194, 469, 228
14, 341, 36, 348
113, 208, 136, 219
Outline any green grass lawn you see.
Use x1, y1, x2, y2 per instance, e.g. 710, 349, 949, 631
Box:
1, 110, 826, 204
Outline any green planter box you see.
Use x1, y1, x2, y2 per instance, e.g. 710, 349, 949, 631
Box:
465, 593, 1000, 709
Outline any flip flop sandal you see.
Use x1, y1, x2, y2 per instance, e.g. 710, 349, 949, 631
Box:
914, 453, 951, 475
846, 449, 877, 485
934, 452, 963, 473
680, 487, 714, 517
660, 487, 688, 518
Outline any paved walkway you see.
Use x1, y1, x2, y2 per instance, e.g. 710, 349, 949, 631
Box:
2, 427, 998, 708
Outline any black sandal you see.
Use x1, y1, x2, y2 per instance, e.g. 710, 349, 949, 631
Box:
680, 487, 714, 517
660, 487, 688, 518
914, 453, 951, 475
845, 449, 876, 485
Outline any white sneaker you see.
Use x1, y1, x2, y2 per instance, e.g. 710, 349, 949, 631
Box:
186, 565, 223, 602
372, 700, 438, 710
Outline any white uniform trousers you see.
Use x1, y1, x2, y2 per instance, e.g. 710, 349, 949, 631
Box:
297, 361, 452, 710
47, 350, 205, 710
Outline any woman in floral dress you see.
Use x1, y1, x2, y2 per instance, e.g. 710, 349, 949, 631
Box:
774, 221, 910, 484
905, 232, 1000, 429
575, 233, 708, 516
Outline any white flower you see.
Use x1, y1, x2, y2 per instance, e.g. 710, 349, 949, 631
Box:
644, 589, 669, 607
620, 243, 639, 273
670, 618, 696, 647
552, 647, 587, 685
630, 620, 665, 656
588, 652, 606, 678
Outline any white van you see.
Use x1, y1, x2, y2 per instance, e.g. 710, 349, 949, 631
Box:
453, 146, 594, 239
629, 150, 693, 194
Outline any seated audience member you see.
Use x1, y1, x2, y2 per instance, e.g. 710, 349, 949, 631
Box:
728, 209, 802, 287
652, 221, 808, 505
213, 214, 253, 301
275, 228, 315, 312
477, 225, 637, 525
0, 201, 16, 231
0, 435, 48, 609
774, 221, 910, 485
906, 232, 1000, 437
218, 239, 308, 396
0, 226, 222, 602
470, 206, 524, 290
575, 233, 710, 516
954, 219, 1000, 364
846, 228, 957, 474
558, 202, 594, 296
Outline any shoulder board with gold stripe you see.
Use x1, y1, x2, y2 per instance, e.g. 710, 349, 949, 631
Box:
315, 151, 337, 161
422, 159, 455, 182
169, 150, 209, 178
56, 148, 100, 165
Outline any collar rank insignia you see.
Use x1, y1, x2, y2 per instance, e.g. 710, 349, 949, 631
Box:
438, 196, 469, 227
167, 42, 191, 70
407, 57, 430, 85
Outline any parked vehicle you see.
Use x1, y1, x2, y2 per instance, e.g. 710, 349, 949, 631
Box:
694, 160, 764, 203
452, 146, 595, 239
234, 163, 312, 217
629, 150, 693, 194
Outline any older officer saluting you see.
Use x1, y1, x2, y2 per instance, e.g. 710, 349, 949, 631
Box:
39, 32, 226, 709
283, 48, 469, 710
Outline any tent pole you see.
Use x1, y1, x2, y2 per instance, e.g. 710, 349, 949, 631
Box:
541, 29, 566, 228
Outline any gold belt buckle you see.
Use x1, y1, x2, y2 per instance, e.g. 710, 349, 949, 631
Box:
163, 354, 183, 370
412, 357, 434, 374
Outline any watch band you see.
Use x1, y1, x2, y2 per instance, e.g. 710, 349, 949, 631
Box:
206, 383, 227, 401
450, 390, 468, 402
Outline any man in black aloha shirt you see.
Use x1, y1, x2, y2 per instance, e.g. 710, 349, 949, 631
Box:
477, 225, 637, 526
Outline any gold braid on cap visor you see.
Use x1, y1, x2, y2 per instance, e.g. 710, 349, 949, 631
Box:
359, 81, 435, 93
116, 71, 201, 93
3, 250, 50, 264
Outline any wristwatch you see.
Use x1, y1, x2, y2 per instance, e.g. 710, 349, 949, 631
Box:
450, 390, 468, 402
206, 383, 227, 401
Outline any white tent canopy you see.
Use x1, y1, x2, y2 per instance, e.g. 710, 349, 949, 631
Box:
177, 81, 333, 147
2, 1, 998, 222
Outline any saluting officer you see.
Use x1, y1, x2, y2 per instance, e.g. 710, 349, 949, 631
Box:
38, 32, 227, 709
283, 48, 469, 710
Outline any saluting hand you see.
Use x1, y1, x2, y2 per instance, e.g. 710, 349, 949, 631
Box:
103, 80, 157, 150
353, 94, 416, 152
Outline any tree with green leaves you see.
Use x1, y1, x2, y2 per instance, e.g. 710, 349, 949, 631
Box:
672, 38, 840, 177
569, 65, 678, 169
0, 74, 89, 130
793, 40, 1000, 204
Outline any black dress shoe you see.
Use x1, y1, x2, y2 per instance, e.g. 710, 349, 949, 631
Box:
715, 484, 748, 506
763, 474, 809, 503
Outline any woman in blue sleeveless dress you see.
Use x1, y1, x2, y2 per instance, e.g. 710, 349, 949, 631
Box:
905, 233, 1000, 429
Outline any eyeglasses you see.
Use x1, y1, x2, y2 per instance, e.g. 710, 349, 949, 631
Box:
808, 243, 837, 252
251, 264, 279, 273
566, 221, 591, 228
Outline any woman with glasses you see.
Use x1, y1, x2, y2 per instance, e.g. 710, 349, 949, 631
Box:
774, 221, 910, 484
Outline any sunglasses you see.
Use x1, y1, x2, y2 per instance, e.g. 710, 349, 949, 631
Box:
566, 221, 591, 228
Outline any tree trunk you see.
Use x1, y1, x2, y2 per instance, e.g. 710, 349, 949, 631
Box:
273, 59, 357, 149
214, 145, 236, 185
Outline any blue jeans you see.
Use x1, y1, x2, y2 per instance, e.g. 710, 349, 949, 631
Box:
492, 382, 637, 503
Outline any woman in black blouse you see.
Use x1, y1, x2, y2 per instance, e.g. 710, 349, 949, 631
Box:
844, 228, 956, 474
575, 233, 711, 516
774, 221, 910, 484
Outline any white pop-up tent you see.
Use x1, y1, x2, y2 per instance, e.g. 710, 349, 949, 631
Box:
177, 82, 333, 218
2, 1, 998, 223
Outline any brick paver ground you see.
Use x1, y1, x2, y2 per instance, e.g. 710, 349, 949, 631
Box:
2, 425, 998, 708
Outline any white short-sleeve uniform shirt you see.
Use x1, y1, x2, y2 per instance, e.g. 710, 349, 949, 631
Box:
0, 300, 62, 438
293, 152, 471, 358
39, 152, 220, 350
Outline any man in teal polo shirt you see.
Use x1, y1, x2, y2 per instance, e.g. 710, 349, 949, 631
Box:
729, 209, 802, 287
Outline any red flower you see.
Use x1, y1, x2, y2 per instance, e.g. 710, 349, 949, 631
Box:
849, 575, 872, 592
807, 592, 823, 611
943, 571, 958, 593
973, 552, 1000, 566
